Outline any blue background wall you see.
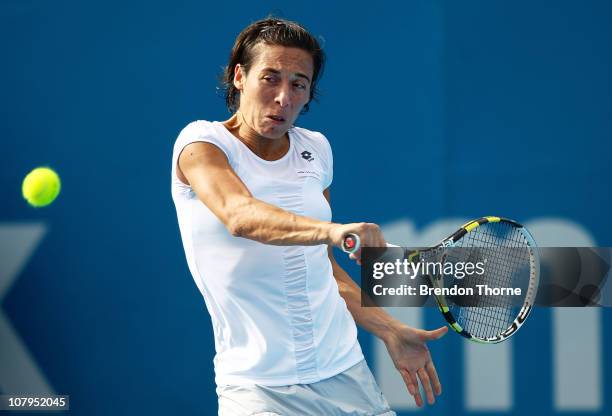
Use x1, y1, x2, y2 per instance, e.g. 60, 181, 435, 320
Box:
1, 0, 610, 414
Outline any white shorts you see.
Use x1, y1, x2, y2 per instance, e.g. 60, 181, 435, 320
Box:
216, 360, 396, 416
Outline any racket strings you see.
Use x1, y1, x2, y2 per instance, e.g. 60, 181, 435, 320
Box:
460, 308, 511, 339
445, 222, 532, 339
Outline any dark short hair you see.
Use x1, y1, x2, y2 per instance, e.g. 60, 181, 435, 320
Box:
221, 17, 325, 114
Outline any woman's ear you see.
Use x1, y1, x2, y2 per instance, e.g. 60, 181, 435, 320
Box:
233, 64, 244, 91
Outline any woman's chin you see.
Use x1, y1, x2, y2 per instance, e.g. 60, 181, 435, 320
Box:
259, 126, 287, 139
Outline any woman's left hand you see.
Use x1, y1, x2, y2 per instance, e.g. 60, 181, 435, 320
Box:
383, 324, 448, 407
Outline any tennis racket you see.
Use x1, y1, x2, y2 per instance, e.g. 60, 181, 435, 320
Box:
342, 216, 540, 344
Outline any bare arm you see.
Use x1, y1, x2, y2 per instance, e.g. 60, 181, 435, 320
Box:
324, 188, 447, 407
323, 188, 402, 340
178, 142, 377, 249
328, 243, 404, 334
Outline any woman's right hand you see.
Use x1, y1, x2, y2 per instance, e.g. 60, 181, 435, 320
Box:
328, 223, 386, 264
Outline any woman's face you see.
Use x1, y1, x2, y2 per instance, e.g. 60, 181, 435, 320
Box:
234, 44, 313, 139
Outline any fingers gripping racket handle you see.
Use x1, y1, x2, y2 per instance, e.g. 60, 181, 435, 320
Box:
341, 233, 361, 254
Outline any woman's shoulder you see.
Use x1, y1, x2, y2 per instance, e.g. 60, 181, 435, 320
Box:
177, 119, 218, 138
290, 125, 331, 148
173, 119, 239, 159
175, 120, 233, 147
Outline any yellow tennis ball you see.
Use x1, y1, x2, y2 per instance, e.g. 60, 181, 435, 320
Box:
22, 167, 61, 207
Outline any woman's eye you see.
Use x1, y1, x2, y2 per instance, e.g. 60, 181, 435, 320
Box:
294, 83, 306, 90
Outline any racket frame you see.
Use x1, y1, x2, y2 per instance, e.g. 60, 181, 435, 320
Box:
421, 216, 540, 344
342, 216, 540, 344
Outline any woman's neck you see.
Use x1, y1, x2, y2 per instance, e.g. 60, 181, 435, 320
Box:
223, 112, 289, 161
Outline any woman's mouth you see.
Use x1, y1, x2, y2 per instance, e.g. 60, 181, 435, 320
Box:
267, 115, 286, 124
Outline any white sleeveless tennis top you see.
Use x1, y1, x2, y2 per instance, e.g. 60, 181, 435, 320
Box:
171, 120, 363, 386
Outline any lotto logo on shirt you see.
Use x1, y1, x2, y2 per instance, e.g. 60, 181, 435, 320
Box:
301, 150, 314, 161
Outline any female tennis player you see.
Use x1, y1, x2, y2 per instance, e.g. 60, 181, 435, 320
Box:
171, 17, 447, 415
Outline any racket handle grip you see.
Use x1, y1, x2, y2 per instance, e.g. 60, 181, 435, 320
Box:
342, 233, 361, 254
342, 235, 399, 253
